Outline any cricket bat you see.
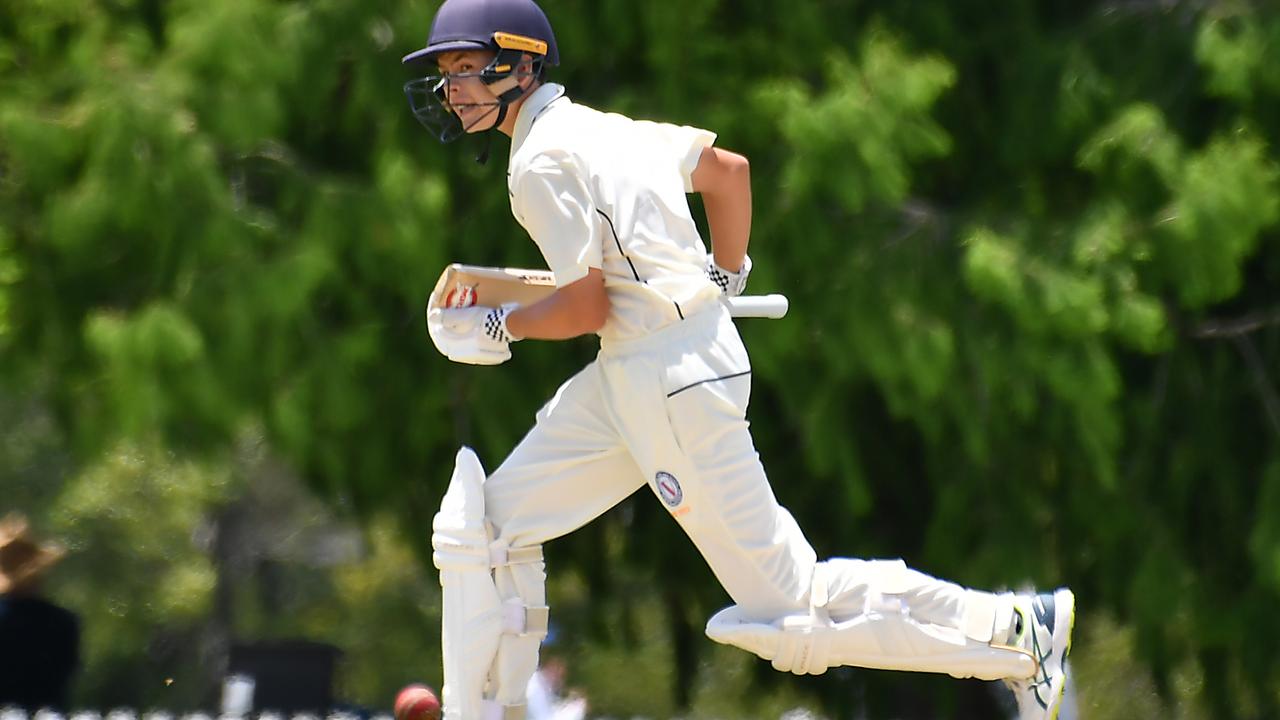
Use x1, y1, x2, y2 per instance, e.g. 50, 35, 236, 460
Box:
428, 264, 789, 319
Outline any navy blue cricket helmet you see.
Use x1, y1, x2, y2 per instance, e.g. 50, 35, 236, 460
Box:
403, 0, 559, 68
402, 0, 559, 144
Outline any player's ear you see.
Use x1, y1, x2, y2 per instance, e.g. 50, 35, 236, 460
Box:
519, 53, 540, 87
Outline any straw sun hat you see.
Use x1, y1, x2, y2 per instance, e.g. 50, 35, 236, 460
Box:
0, 513, 66, 593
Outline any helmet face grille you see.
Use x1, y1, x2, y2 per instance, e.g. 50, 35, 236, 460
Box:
404, 77, 469, 143
402, 52, 545, 144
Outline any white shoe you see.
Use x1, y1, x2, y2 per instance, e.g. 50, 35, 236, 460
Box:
1003, 589, 1075, 720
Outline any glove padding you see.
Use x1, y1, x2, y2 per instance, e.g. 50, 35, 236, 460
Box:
707, 254, 752, 297
426, 303, 521, 366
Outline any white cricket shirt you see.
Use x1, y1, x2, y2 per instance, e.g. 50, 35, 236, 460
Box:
507, 83, 724, 342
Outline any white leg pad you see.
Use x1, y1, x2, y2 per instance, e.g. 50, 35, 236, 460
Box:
432, 448, 547, 720
434, 448, 501, 719
705, 559, 1035, 681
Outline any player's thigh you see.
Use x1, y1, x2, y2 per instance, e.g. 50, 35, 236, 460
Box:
664, 379, 817, 619
486, 362, 646, 548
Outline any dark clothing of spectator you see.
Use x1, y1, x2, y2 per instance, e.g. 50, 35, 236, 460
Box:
0, 513, 80, 712
0, 595, 81, 710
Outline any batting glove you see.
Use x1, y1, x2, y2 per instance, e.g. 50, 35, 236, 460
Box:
707, 254, 752, 297
427, 303, 521, 365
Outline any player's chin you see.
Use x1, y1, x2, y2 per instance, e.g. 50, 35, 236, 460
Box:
457, 109, 497, 133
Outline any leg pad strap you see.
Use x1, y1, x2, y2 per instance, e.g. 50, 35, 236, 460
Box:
502, 597, 550, 636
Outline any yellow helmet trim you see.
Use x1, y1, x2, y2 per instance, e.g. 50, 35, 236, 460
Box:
493, 31, 548, 56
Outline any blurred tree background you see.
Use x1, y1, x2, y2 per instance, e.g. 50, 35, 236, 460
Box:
2, 0, 1278, 718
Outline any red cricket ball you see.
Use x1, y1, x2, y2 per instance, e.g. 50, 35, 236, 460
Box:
394, 684, 441, 720
444, 284, 477, 308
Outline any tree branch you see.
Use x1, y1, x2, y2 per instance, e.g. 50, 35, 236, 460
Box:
1190, 308, 1280, 339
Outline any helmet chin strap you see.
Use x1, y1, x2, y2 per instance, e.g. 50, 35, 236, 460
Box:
472, 80, 538, 164
469, 104, 507, 165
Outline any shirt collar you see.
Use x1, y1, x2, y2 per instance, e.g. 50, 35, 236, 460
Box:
509, 83, 568, 158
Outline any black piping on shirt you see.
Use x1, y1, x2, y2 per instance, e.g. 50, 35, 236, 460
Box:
596, 209, 640, 282
596, 208, 686, 320
666, 370, 752, 398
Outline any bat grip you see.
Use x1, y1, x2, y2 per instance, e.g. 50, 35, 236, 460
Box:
726, 294, 789, 319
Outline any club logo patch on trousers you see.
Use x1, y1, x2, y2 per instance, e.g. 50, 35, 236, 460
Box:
655, 471, 683, 507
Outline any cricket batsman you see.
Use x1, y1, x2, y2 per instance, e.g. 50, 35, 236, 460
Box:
402, 1, 1075, 718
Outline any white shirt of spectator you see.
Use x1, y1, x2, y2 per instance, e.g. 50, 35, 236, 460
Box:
507, 83, 724, 341
525, 667, 586, 720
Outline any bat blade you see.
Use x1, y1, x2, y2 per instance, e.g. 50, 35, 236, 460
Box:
429, 264, 556, 310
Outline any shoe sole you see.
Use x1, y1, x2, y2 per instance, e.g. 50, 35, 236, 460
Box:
1043, 589, 1076, 720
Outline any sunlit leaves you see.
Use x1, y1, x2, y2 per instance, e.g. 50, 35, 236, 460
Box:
1079, 104, 1182, 184
1159, 131, 1279, 306
1195, 9, 1271, 102
758, 31, 955, 211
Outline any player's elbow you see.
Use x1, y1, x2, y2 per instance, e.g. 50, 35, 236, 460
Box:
692, 147, 751, 197
723, 150, 750, 180
730, 154, 751, 197
719, 152, 750, 197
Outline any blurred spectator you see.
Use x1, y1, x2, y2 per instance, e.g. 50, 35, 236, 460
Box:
525, 656, 586, 720
0, 513, 80, 711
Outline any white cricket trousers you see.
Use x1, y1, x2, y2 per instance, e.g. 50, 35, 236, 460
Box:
484, 302, 975, 626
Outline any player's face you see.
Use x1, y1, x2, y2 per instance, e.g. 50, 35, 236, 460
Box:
436, 50, 502, 133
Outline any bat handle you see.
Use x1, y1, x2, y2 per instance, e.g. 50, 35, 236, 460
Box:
726, 294, 789, 319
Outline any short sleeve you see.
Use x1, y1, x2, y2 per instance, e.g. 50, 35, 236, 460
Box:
644, 122, 717, 192
511, 151, 604, 288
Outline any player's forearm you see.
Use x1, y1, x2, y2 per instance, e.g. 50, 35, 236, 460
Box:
508, 296, 601, 339
704, 186, 752, 273
505, 268, 610, 340
691, 147, 752, 273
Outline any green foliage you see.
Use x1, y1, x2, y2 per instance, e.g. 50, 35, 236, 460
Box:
1250, 462, 1280, 593
1195, 5, 1280, 103
0, 226, 18, 344
1071, 612, 1211, 720
321, 518, 444, 707
758, 31, 955, 212
48, 442, 235, 707
2, 0, 1279, 717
